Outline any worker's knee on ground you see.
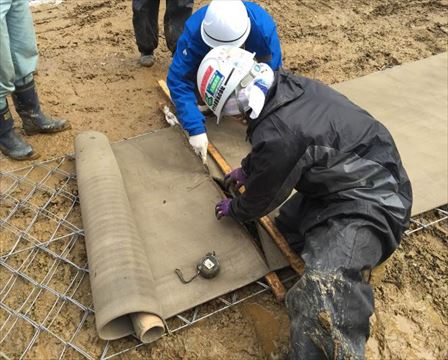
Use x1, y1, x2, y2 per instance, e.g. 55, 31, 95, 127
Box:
286, 269, 373, 359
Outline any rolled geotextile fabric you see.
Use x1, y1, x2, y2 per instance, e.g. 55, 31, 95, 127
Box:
75, 131, 164, 341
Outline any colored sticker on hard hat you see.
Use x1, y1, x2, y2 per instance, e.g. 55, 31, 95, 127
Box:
200, 66, 214, 98
202, 69, 226, 111
205, 93, 214, 107
206, 70, 224, 97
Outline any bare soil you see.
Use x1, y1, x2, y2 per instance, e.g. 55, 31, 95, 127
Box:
0, 0, 447, 359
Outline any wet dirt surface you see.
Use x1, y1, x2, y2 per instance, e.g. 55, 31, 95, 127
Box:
0, 0, 447, 359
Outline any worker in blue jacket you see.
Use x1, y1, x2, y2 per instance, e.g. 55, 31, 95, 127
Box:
167, 0, 282, 163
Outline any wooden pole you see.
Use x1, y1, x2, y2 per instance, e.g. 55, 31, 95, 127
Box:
157, 80, 303, 300
208, 142, 305, 276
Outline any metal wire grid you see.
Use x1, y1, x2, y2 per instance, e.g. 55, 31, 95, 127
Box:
0, 156, 447, 359
0, 157, 283, 359
406, 207, 448, 236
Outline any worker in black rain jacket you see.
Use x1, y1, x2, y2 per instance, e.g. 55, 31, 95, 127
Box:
197, 45, 412, 359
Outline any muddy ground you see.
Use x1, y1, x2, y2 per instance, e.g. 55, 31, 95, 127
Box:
0, 0, 447, 359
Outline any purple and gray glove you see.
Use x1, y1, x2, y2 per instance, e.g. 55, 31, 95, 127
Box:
215, 198, 232, 220
224, 167, 247, 190
216, 168, 246, 219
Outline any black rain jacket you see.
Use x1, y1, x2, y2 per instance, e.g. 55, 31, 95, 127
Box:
230, 69, 412, 256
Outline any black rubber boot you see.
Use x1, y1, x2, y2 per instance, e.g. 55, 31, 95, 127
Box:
12, 80, 71, 136
0, 105, 39, 160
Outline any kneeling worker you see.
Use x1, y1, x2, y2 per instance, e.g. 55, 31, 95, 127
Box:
0, 0, 70, 160
197, 46, 412, 359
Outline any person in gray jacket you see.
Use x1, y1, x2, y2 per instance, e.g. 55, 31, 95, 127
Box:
198, 46, 412, 359
0, 0, 70, 160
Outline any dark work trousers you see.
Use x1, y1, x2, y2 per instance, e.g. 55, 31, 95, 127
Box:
276, 192, 406, 359
132, 0, 193, 56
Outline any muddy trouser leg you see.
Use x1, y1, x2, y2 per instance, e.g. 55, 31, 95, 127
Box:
0, 0, 38, 109
132, 0, 160, 55
285, 216, 384, 359
164, 0, 193, 55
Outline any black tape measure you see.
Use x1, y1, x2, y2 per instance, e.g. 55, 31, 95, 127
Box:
175, 252, 220, 284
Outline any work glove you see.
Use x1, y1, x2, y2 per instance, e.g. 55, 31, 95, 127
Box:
224, 167, 247, 190
215, 198, 232, 220
161, 104, 179, 126
189, 133, 208, 164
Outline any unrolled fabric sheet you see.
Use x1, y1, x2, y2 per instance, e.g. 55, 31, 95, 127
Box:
77, 53, 447, 343
75, 128, 270, 342
207, 53, 448, 216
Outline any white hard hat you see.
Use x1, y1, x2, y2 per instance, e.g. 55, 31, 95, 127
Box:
197, 46, 263, 122
201, 0, 251, 48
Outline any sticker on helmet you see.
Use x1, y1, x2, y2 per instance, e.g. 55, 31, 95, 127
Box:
200, 66, 214, 98
206, 70, 224, 96
202, 69, 226, 111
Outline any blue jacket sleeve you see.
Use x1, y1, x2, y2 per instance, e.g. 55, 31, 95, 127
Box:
244, 2, 282, 70
266, 26, 282, 70
167, 31, 208, 136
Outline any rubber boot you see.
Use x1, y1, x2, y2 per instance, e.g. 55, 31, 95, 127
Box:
0, 105, 39, 160
12, 80, 71, 136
